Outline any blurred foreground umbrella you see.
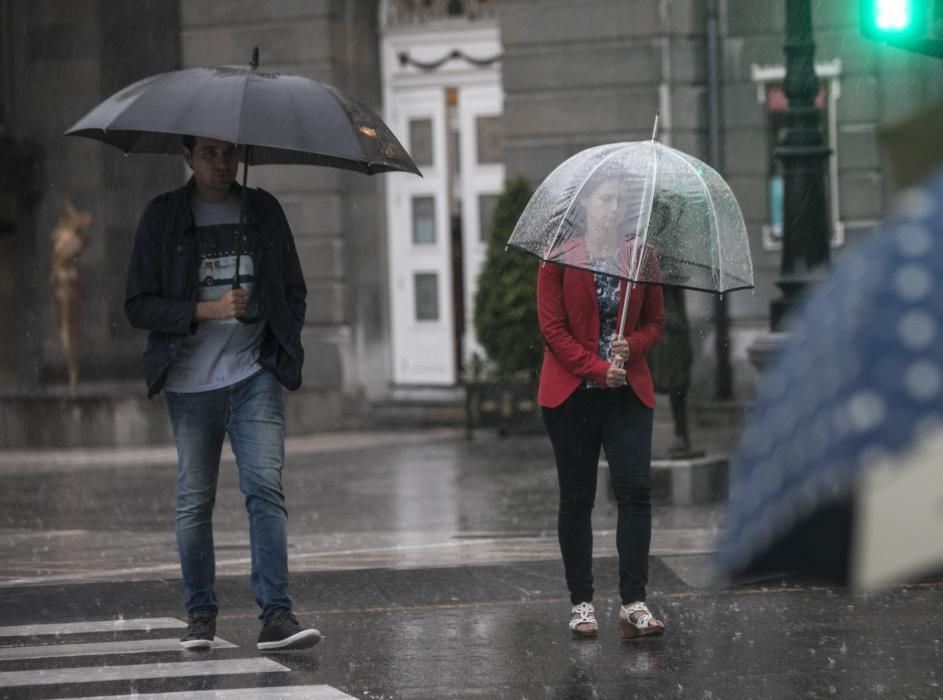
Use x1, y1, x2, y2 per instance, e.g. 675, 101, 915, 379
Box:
507, 122, 753, 339
718, 168, 943, 588
64, 47, 421, 289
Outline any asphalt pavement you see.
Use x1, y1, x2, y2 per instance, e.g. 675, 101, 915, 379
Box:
0, 416, 941, 699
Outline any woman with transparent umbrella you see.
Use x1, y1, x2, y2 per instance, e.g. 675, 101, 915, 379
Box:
535, 166, 667, 640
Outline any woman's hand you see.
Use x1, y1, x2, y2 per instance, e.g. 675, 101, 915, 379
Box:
610, 335, 630, 363
605, 361, 627, 388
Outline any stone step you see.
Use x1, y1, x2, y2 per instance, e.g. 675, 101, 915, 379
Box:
599, 454, 729, 506
364, 399, 467, 428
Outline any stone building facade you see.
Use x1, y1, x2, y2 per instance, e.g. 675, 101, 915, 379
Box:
2, 0, 941, 446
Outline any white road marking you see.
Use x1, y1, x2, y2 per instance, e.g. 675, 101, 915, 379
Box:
59, 686, 357, 699
0, 618, 184, 637
0, 658, 289, 688
0, 637, 236, 660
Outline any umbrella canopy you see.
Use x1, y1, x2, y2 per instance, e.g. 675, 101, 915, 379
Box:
718, 167, 943, 588
64, 49, 421, 176
507, 141, 753, 294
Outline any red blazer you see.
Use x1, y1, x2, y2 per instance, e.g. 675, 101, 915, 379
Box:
536, 261, 664, 409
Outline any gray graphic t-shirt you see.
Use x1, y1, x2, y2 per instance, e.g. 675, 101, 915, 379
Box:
164, 192, 265, 393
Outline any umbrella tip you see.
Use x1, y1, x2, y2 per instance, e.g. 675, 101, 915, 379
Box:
250, 46, 259, 69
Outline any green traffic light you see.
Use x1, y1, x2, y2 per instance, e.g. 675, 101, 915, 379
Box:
875, 0, 915, 31
860, 0, 943, 57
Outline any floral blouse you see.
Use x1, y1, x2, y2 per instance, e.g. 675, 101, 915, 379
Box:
586, 267, 620, 388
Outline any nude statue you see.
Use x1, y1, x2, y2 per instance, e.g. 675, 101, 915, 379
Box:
50, 196, 93, 395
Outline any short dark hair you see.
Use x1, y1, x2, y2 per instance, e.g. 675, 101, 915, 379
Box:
181, 134, 196, 151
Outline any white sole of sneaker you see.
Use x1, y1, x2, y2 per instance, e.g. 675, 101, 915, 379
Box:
257, 628, 321, 651
180, 638, 213, 650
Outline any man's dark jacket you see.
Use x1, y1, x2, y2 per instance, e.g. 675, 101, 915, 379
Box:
125, 179, 306, 397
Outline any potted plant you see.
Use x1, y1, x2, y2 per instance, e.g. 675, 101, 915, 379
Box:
467, 177, 543, 434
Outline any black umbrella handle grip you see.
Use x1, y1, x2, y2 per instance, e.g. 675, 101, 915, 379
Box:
233, 146, 252, 290
232, 252, 242, 289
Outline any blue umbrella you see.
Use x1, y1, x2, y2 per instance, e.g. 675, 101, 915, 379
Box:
718, 167, 943, 588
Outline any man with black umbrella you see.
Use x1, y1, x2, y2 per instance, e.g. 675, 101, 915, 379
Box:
125, 135, 319, 652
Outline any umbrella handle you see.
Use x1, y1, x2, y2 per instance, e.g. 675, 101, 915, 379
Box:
612, 284, 633, 369
233, 146, 252, 290
616, 281, 632, 339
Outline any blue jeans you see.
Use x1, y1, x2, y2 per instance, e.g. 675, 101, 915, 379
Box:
542, 385, 654, 605
165, 369, 292, 622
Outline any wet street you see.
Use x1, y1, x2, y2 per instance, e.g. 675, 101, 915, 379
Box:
0, 428, 941, 699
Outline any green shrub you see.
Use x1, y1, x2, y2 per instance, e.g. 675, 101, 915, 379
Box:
472, 177, 543, 381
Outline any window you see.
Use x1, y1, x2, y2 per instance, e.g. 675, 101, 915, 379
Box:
751, 59, 845, 250
412, 196, 436, 244
414, 272, 439, 321
476, 115, 503, 164
409, 118, 433, 167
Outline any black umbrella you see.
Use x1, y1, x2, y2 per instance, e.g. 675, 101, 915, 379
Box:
65, 47, 421, 291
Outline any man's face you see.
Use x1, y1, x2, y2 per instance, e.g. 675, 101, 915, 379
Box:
183, 137, 239, 202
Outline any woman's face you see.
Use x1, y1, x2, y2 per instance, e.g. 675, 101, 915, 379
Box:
584, 179, 624, 236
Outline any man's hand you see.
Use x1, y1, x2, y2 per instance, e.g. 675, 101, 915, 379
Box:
195, 288, 247, 321
605, 361, 627, 388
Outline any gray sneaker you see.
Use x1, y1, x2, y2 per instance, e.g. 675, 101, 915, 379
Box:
180, 610, 216, 650
257, 611, 320, 651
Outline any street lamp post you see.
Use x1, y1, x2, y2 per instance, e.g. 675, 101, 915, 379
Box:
772, 0, 832, 329
749, 0, 832, 370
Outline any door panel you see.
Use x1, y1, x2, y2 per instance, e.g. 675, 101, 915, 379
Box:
386, 89, 455, 384
457, 85, 505, 366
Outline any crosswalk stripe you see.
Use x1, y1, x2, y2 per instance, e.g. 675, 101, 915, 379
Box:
0, 618, 184, 637
58, 686, 357, 699
0, 637, 236, 660
0, 657, 289, 688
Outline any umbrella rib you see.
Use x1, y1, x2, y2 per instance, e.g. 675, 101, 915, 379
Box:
667, 147, 725, 290
631, 141, 658, 281
617, 140, 658, 338
234, 68, 255, 149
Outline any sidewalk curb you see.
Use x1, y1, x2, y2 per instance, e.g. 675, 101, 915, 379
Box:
0, 428, 466, 473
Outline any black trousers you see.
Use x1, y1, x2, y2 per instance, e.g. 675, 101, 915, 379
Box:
542, 385, 654, 605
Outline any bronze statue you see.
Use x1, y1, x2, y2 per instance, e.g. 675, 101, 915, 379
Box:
645, 195, 704, 459
648, 285, 701, 458
50, 196, 93, 395
649, 285, 708, 459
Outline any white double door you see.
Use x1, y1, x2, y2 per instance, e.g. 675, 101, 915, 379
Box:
386, 84, 504, 385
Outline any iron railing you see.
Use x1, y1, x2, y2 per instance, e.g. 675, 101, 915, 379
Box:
386, 0, 497, 26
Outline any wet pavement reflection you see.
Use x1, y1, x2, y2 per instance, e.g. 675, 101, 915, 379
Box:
0, 429, 939, 698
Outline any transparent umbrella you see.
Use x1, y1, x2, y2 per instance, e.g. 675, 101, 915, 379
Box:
507, 126, 753, 338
